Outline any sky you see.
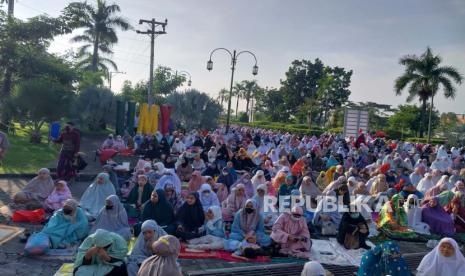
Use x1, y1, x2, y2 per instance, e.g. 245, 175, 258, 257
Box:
6, 0, 465, 114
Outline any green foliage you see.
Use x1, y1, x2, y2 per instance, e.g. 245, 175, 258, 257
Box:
10, 77, 74, 143
63, 0, 132, 74
0, 125, 60, 173
167, 90, 222, 130
153, 66, 186, 95
238, 112, 249, 123
233, 80, 261, 114
230, 121, 324, 136
443, 124, 465, 147
77, 71, 105, 91
256, 59, 352, 124
395, 47, 463, 137
404, 137, 446, 145
388, 104, 439, 138
72, 86, 116, 130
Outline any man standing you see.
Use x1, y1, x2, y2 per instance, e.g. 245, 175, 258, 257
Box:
0, 130, 10, 164
54, 122, 80, 180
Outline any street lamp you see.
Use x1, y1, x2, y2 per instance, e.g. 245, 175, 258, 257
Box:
177, 70, 192, 87
206, 48, 258, 133
109, 71, 126, 90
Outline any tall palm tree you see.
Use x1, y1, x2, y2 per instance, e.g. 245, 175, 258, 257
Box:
395, 47, 463, 140
232, 83, 242, 117
236, 80, 260, 115
217, 88, 229, 109
64, 0, 131, 74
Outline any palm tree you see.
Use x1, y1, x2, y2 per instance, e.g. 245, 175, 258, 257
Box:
217, 88, 229, 109
232, 83, 242, 117
395, 47, 463, 141
236, 80, 260, 115
64, 0, 131, 74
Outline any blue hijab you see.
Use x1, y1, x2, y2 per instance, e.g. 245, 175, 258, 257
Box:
357, 241, 410, 276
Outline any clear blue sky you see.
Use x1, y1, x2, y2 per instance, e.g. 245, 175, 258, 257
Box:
7, 0, 465, 113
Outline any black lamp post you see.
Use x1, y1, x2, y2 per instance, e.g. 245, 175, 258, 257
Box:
206, 48, 258, 133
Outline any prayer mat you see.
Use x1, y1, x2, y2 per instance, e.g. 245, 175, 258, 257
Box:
179, 247, 270, 262
379, 228, 426, 242
53, 263, 74, 276
0, 224, 24, 246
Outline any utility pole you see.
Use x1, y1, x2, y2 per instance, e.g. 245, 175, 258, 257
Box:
136, 18, 167, 105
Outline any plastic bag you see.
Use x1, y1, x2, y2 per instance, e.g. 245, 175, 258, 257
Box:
12, 208, 45, 223
24, 232, 51, 255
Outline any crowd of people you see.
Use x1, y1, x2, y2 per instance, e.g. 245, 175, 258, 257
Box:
10, 125, 465, 275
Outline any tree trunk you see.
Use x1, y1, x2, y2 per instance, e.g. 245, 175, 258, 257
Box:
427, 95, 434, 143
91, 34, 100, 72
235, 96, 239, 117
419, 99, 427, 138
245, 97, 250, 115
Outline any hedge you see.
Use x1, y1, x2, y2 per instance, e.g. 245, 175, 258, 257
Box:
229, 121, 325, 136
404, 137, 446, 145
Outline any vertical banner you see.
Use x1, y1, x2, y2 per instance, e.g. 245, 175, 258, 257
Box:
138, 103, 148, 134
116, 100, 125, 136
126, 102, 136, 135
160, 105, 172, 134
148, 105, 159, 134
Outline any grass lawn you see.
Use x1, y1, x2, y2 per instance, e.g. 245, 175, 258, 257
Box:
0, 126, 60, 174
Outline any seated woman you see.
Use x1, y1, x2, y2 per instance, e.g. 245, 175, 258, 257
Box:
403, 194, 430, 234
445, 192, 465, 233
80, 172, 116, 219
13, 168, 54, 209
121, 169, 144, 199
137, 235, 182, 276
40, 199, 88, 249
337, 210, 370, 250
176, 192, 205, 241
164, 183, 184, 215
421, 197, 455, 236
187, 170, 205, 192
313, 192, 342, 235
399, 182, 424, 200
230, 199, 271, 247
155, 163, 182, 194
231, 173, 255, 199
187, 206, 225, 250
271, 206, 311, 258
90, 195, 131, 241
378, 194, 416, 238
222, 184, 247, 222
299, 176, 322, 208
278, 175, 297, 196
198, 183, 220, 212
416, 237, 465, 276
231, 231, 268, 261
208, 176, 229, 203
357, 241, 411, 276
301, 261, 326, 276
176, 157, 193, 182
140, 189, 177, 235
126, 175, 153, 218
45, 180, 72, 212
73, 229, 128, 276
127, 220, 167, 276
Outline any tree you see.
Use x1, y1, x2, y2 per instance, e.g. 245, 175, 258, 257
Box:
167, 89, 222, 130
217, 88, 229, 109
234, 80, 260, 115
255, 87, 290, 122
153, 66, 185, 95
72, 86, 116, 130
63, 0, 131, 74
10, 77, 73, 143
232, 83, 242, 117
0, 12, 72, 127
388, 104, 439, 138
395, 47, 463, 141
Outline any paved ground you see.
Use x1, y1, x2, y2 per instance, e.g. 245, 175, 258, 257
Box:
0, 178, 434, 276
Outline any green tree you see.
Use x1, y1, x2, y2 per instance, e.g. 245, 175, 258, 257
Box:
234, 80, 260, 115
166, 89, 222, 130
72, 86, 116, 130
0, 12, 72, 126
255, 87, 289, 122
63, 0, 131, 74
153, 66, 185, 95
217, 88, 229, 110
10, 77, 73, 143
395, 47, 463, 140
232, 83, 242, 117
388, 104, 439, 138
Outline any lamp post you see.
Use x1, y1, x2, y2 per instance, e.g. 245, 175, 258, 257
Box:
207, 48, 258, 133
176, 70, 192, 87
109, 71, 126, 90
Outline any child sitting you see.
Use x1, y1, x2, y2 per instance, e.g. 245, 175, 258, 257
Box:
45, 180, 72, 212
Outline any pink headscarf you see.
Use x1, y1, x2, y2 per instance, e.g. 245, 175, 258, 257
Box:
188, 171, 206, 192
45, 181, 72, 210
